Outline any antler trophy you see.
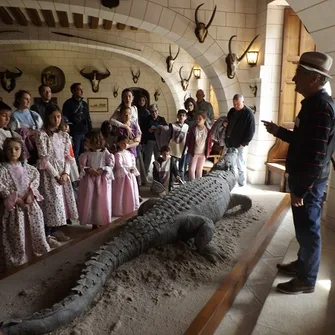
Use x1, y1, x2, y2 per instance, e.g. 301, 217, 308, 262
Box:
166, 44, 180, 73
131, 68, 141, 84
194, 3, 217, 43
225, 34, 259, 79
179, 66, 194, 91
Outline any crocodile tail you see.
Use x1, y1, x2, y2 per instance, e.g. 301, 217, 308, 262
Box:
228, 193, 252, 211
0, 230, 144, 335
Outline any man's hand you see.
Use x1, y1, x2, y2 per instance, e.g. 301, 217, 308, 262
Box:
261, 120, 279, 136
291, 193, 304, 207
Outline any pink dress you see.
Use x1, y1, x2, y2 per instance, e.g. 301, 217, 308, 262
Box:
77, 149, 115, 226
113, 150, 140, 216
35, 130, 78, 227
0, 163, 50, 272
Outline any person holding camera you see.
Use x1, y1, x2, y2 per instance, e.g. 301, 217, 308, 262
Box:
62, 83, 92, 161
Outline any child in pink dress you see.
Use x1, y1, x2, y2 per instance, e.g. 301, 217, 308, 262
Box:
0, 138, 50, 272
186, 111, 212, 180
113, 135, 140, 216
77, 131, 115, 228
35, 104, 78, 248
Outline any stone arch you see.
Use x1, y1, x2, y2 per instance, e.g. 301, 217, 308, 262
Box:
47, 0, 235, 113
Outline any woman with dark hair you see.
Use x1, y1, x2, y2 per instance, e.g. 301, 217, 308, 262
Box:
184, 97, 197, 126
109, 88, 141, 137
9, 90, 43, 130
137, 94, 150, 134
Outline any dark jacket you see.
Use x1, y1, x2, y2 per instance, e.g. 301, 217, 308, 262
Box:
144, 115, 167, 142
225, 105, 255, 148
153, 156, 179, 191
186, 125, 212, 158
277, 89, 335, 198
62, 97, 92, 135
31, 100, 54, 124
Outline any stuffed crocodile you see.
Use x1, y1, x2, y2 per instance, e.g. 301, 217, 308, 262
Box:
0, 149, 251, 335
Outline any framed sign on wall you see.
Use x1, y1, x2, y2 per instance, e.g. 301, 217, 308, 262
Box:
87, 98, 109, 113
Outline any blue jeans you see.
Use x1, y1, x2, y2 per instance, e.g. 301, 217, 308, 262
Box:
234, 147, 246, 185
289, 176, 327, 286
73, 133, 85, 161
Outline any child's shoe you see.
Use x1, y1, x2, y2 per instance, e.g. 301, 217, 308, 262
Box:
52, 231, 71, 242
47, 236, 62, 248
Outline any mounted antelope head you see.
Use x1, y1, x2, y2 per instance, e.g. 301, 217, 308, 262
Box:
194, 3, 217, 43
0, 67, 22, 93
225, 35, 259, 79
154, 90, 160, 101
131, 68, 140, 84
179, 66, 194, 91
113, 86, 119, 98
166, 44, 180, 73
80, 68, 111, 93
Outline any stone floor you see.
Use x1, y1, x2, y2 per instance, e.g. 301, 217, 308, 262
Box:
215, 201, 335, 335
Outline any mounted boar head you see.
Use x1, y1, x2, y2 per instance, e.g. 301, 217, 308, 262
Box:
131, 68, 141, 84
179, 66, 194, 91
0, 67, 22, 93
113, 86, 119, 98
80, 68, 111, 93
194, 3, 217, 43
166, 44, 180, 73
225, 34, 259, 79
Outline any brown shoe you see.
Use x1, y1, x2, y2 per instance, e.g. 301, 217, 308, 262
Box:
277, 277, 315, 294
276, 260, 298, 276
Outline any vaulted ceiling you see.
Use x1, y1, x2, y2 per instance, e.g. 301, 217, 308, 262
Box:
0, 6, 137, 31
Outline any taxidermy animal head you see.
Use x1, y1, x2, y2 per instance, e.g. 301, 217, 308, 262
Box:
179, 66, 194, 91
0, 67, 22, 93
194, 3, 217, 43
131, 68, 141, 84
166, 44, 180, 73
113, 86, 119, 98
154, 90, 160, 101
225, 34, 259, 79
80, 69, 111, 93
101, 0, 119, 9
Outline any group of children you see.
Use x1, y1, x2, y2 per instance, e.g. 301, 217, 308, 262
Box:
0, 101, 140, 273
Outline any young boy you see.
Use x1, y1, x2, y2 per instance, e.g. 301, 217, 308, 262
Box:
168, 109, 189, 181
151, 145, 183, 195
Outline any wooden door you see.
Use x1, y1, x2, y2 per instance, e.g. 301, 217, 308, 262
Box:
267, 7, 315, 162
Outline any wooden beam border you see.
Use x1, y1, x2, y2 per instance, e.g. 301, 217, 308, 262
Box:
185, 194, 291, 335
0, 7, 14, 25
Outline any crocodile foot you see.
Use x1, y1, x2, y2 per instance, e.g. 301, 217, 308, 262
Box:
199, 243, 226, 264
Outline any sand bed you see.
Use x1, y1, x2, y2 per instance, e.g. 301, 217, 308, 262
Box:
0, 187, 285, 335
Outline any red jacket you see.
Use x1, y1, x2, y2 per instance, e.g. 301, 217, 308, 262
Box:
186, 125, 212, 158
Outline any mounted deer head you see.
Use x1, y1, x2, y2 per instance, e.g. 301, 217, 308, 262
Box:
249, 84, 258, 97
194, 3, 217, 43
0, 67, 22, 93
166, 44, 180, 73
179, 66, 194, 91
131, 68, 141, 84
154, 90, 160, 101
113, 86, 119, 98
225, 35, 259, 79
80, 68, 111, 93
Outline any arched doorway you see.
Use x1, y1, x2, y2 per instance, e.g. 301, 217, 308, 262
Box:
129, 87, 150, 108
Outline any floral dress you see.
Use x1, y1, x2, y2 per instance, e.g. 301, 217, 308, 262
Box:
0, 163, 50, 271
35, 130, 78, 227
